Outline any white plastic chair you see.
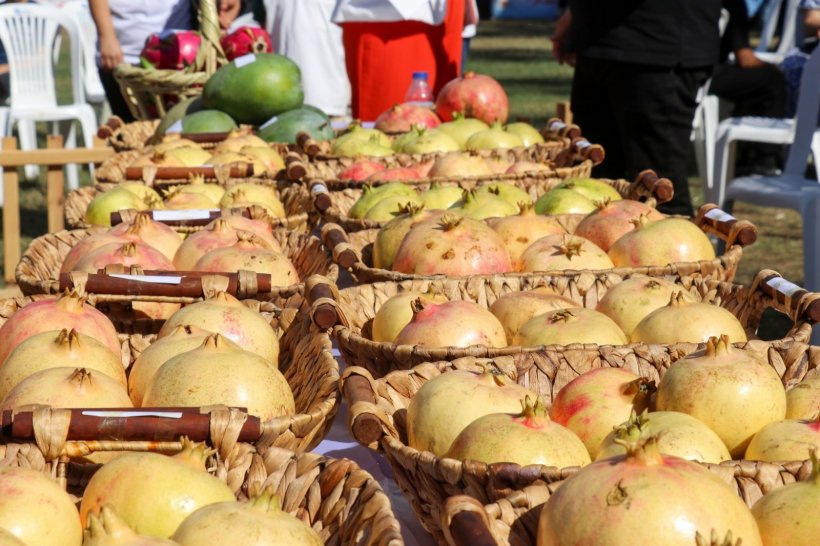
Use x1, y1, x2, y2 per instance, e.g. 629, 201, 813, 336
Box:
754, 0, 802, 64
0, 3, 96, 188
722, 45, 820, 296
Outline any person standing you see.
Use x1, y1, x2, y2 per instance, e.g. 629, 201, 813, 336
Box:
551, 1, 731, 216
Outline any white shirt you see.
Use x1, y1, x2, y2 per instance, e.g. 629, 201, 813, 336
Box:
107, 0, 191, 64
331, 0, 449, 25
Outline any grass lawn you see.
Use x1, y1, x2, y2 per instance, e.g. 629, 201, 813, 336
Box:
0, 20, 809, 335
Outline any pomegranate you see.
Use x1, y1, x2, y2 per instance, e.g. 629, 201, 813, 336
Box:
555, 178, 623, 202
152, 138, 202, 153
194, 234, 299, 287
365, 167, 422, 183
362, 193, 424, 221
0, 466, 82, 546
536, 438, 763, 546
475, 182, 532, 210
786, 374, 820, 419
347, 182, 416, 219
394, 299, 507, 349
574, 199, 665, 251
400, 128, 461, 154
490, 203, 566, 266
220, 26, 273, 60
173, 219, 263, 270
219, 184, 285, 218
505, 160, 552, 174
128, 324, 224, 405
407, 368, 537, 456
73, 242, 175, 274
518, 234, 615, 273
165, 178, 226, 205
171, 486, 322, 546
219, 213, 281, 251
505, 122, 545, 146
79, 439, 236, 538
85, 188, 149, 227
242, 146, 286, 173
1, 367, 132, 410
131, 152, 184, 168
435, 72, 509, 124
61, 232, 140, 273
118, 182, 163, 208
0, 292, 120, 366
656, 335, 787, 457
751, 451, 820, 546
435, 113, 490, 148
426, 153, 494, 177
0, 531, 24, 546
163, 188, 218, 210
0, 328, 125, 400
489, 290, 576, 344
514, 308, 628, 348
446, 397, 591, 468
696, 531, 744, 546
213, 133, 268, 154
609, 216, 716, 268
332, 134, 394, 158
163, 146, 212, 167
596, 410, 731, 463
372, 204, 446, 270
533, 188, 597, 215
143, 334, 294, 419
465, 122, 524, 151
140, 30, 201, 70
157, 291, 279, 363
745, 415, 820, 462
371, 289, 449, 343
375, 103, 441, 133
454, 189, 517, 220
108, 212, 184, 262
207, 152, 266, 175
596, 277, 697, 337
419, 183, 465, 210
85, 506, 180, 546
391, 215, 513, 275
484, 157, 514, 173
549, 367, 655, 458
630, 293, 747, 344
337, 160, 387, 181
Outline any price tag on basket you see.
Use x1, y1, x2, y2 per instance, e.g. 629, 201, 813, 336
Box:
152, 209, 220, 221
110, 274, 183, 285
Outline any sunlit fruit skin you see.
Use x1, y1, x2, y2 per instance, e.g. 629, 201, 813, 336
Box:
0, 529, 25, 546
533, 188, 597, 215
489, 290, 576, 344
193, 238, 298, 287
374, 103, 441, 133
630, 294, 747, 344
475, 182, 532, 210
108, 211, 184, 262
445, 398, 591, 468
84, 505, 180, 546
362, 193, 424, 221
406, 369, 537, 457
595, 277, 697, 338
465, 124, 524, 151
549, 367, 653, 458
0, 466, 82, 546
596, 410, 731, 463
337, 160, 386, 181
73, 241, 175, 273
536, 439, 763, 546
656, 335, 787, 458
435, 116, 490, 149
173, 219, 265, 270
504, 122, 544, 146
512, 308, 628, 348
785, 374, 820, 419
608, 216, 716, 268
347, 182, 416, 219
751, 453, 820, 546
490, 204, 567, 267
452, 189, 518, 220
373, 206, 447, 270
218, 214, 281, 251
420, 184, 469, 210
744, 417, 820, 462
219, 183, 285, 218
435, 72, 509, 125
574, 199, 665, 252
371, 290, 449, 343
428, 153, 494, 178
0, 367, 132, 412
394, 299, 507, 349
518, 234, 614, 273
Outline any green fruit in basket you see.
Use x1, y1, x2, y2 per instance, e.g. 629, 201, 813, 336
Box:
203, 53, 303, 125
332, 124, 391, 154
504, 121, 545, 146
477, 182, 532, 210
400, 129, 460, 155
555, 177, 623, 203
420, 183, 464, 210
333, 136, 394, 159
118, 182, 163, 207
301, 103, 331, 121
362, 193, 424, 222
534, 188, 597, 215
451, 189, 517, 220
154, 96, 205, 138
465, 122, 524, 151
85, 187, 149, 227
348, 182, 416, 219
436, 113, 489, 149
256, 108, 334, 144
179, 110, 237, 134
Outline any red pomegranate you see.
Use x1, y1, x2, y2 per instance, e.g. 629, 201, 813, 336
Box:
574, 199, 665, 252
220, 26, 273, 61
140, 30, 201, 70
73, 242, 174, 273
365, 166, 422, 182
435, 72, 509, 125
338, 161, 387, 181
374, 104, 441, 133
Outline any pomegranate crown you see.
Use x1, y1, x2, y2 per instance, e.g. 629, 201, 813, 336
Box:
809, 448, 820, 484
558, 236, 584, 259
188, 173, 206, 185
694, 530, 743, 546
704, 334, 733, 357
85, 505, 138, 540
666, 290, 691, 308
246, 484, 284, 514
548, 309, 576, 323
397, 201, 425, 217
519, 395, 548, 418
612, 435, 665, 466
518, 202, 535, 215
594, 197, 613, 210
629, 214, 653, 229
55, 328, 82, 350
475, 362, 511, 387
438, 214, 464, 231
175, 437, 216, 470
611, 409, 651, 442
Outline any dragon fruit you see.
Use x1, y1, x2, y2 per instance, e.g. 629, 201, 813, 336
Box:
220, 26, 273, 60
140, 30, 201, 70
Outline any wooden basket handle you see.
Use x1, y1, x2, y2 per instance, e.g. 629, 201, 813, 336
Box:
296, 131, 322, 157
321, 223, 359, 269
442, 496, 498, 546
544, 118, 581, 140
285, 152, 308, 181
627, 169, 675, 204
124, 164, 254, 181
311, 181, 332, 213
340, 368, 384, 446
694, 204, 758, 247
752, 270, 820, 324
570, 137, 605, 165
305, 275, 341, 329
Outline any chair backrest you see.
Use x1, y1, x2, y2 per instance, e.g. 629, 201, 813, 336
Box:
0, 3, 84, 109
784, 45, 820, 176
53, 0, 106, 102
757, 0, 802, 56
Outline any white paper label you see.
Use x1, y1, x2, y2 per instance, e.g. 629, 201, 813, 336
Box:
549, 120, 567, 132
167, 120, 183, 133
705, 208, 736, 223
259, 115, 279, 130
575, 139, 591, 149
152, 209, 218, 221
331, 120, 351, 131
234, 53, 256, 68
766, 277, 803, 297
110, 274, 183, 285
361, 121, 376, 129
311, 183, 329, 195
82, 410, 184, 419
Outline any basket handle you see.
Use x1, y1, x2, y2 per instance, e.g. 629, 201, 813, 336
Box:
544, 118, 581, 140
311, 181, 332, 213
442, 496, 498, 546
124, 164, 255, 181
296, 131, 322, 157
190, 0, 226, 74
340, 367, 385, 446
321, 223, 360, 270
752, 270, 820, 324
305, 275, 341, 329
626, 169, 675, 204
97, 116, 124, 139
285, 152, 308, 181
694, 204, 758, 247
570, 137, 605, 165
111, 208, 222, 227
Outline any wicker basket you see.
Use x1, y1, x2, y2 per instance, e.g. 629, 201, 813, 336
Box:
15, 228, 338, 311
97, 118, 160, 152
64, 183, 313, 232
440, 458, 815, 546
339, 341, 820, 541
321, 203, 757, 286
312, 268, 819, 378
0, 290, 341, 454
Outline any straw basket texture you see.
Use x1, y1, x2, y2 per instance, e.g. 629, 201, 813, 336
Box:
320, 203, 756, 285
340, 341, 820, 541
98, 118, 160, 152
315, 268, 819, 378
440, 456, 816, 546
15, 227, 338, 311
0, 290, 341, 454
64, 183, 313, 232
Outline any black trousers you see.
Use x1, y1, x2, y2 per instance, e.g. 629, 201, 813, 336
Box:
99, 67, 136, 123
571, 56, 710, 216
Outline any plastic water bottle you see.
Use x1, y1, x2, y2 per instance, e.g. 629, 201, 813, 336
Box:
404, 71, 434, 108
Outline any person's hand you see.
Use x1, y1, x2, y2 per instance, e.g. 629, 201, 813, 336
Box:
99, 34, 123, 70
218, 0, 241, 30
551, 9, 575, 66
735, 47, 766, 69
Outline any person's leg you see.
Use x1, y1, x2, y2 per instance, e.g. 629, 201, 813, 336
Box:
98, 67, 135, 123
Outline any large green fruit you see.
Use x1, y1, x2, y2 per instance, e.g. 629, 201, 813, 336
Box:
154, 96, 205, 137
203, 53, 303, 125
180, 110, 237, 134
257, 108, 334, 144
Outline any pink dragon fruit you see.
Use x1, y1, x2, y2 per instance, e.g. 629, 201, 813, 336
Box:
140, 30, 201, 70
220, 26, 273, 60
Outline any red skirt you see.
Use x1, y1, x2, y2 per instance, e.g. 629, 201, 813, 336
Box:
341, 0, 465, 121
